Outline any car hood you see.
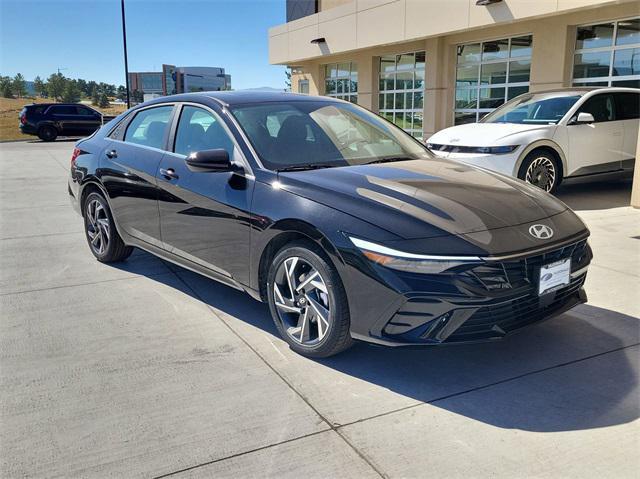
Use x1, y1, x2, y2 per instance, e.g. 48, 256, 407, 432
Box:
278, 158, 568, 240
428, 122, 555, 146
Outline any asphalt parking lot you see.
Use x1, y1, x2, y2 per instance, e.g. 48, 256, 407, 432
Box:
1, 140, 639, 478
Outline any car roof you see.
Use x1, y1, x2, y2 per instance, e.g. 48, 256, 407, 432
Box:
143, 91, 342, 108
527, 86, 640, 96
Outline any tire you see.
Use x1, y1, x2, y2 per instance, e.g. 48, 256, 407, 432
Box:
83, 191, 133, 263
267, 240, 354, 358
518, 149, 562, 193
37, 125, 58, 142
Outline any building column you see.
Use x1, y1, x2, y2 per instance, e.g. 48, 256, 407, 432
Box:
424, 37, 453, 138
631, 134, 640, 208
529, 18, 573, 91
356, 54, 377, 111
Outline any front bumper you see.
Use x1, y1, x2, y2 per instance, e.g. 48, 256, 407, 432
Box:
350, 239, 591, 347
430, 149, 520, 177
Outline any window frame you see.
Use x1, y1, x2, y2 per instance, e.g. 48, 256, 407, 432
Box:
454, 34, 533, 125
323, 62, 358, 103
119, 103, 177, 151
572, 16, 640, 87
165, 102, 254, 176
378, 50, 426, 140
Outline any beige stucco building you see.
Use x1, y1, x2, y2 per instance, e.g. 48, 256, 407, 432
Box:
269, 0, 640, 204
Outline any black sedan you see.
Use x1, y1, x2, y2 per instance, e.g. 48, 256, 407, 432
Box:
68, 92, 591, 357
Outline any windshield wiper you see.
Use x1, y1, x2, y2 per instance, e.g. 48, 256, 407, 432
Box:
275, 163, 337, 172
364, 156, 415, 165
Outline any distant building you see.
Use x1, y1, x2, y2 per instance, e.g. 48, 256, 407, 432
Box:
129, 64, 231, 101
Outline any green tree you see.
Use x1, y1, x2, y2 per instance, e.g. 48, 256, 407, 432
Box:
91, 88, 100, 106
285, 68, 291, 92
132, 89, 143, 104
76, 78, 87, 97
99, 92, 110, 108
46, 73, 67, 101
33, 75, 45, 97
86, 80, 97, 97
116, 85, 127, 102
0, 76, 13, 98
62, 81, 81, 103
12, 73, 27, 98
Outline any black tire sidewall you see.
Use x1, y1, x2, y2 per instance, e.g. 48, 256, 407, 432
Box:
38, 126, 57, 142
518, 150, 561, 193
83, 192, 116, 261
266, 242, 350, 358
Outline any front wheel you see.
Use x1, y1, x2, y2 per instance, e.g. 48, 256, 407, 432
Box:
267, 241, 353, 358
518, 150, 561, 193
83, 192, 133, 263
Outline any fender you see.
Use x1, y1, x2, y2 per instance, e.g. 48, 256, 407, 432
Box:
515, 139, 567, 178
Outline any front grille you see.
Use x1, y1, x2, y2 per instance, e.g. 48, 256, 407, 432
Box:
445, 274, 586, 342
462, 239, 589, 293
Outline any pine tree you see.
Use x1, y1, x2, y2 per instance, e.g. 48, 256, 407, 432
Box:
46, 73, 66, 101
12, 73, 27, 98
33, 76, 45, 97
99, 92, 110, 108
62, 81, 81, 103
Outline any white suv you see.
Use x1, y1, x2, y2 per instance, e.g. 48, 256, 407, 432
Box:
427, 88, 639, 192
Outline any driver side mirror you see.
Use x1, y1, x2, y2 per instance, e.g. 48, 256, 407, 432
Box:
185, 149, 239, 173
570, 112, 595, 125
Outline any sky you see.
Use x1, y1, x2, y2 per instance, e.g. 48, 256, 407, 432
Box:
0, 0, 287, 90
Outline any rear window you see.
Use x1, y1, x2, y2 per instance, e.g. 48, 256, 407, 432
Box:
614, 92, 640, 120
26, 105, 46, 115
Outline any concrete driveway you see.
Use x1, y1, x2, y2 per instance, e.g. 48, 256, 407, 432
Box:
1, 140, 638, 478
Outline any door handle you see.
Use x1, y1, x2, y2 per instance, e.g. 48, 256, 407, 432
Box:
159, 168, 179, 180
106, 149, 117, 159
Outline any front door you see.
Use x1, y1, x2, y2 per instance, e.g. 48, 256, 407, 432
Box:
157, 104, 254, 285
566, 93, 623, 176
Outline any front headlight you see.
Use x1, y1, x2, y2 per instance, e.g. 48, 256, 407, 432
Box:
426, 144, 519, 155
349, 237, 482, 274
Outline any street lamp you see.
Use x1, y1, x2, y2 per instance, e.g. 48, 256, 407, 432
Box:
120, 0, 131, 109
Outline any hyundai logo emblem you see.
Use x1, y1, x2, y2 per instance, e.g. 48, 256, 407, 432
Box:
529, 224, 554, 239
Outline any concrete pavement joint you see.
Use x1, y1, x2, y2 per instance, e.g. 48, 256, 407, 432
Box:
0, 230, 83, 241
332, 342, 640, 431
167, 271, 387, 479
151, 429, 332, 479
0, 271, 176, 297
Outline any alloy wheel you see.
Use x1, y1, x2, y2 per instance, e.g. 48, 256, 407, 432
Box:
86, 199, 111, 255
272, 256, 331, 346
525, 156, 556, 192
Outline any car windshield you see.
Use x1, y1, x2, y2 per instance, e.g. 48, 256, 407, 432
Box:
230, 100, 431, 171
481, 93, 583, 125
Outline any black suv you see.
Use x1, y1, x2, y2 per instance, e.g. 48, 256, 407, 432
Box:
19, 103, 110, 141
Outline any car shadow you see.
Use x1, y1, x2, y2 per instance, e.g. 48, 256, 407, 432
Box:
556, 176, 632, 211
116, 257, 639, 433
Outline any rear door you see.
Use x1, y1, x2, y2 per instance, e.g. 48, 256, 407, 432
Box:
76, 106, 103, 135
613, 91, 639, 170
101, 104, 175, 247
156, 103, 254, 285
566, 93, 623, 176
48, 105, 82, 135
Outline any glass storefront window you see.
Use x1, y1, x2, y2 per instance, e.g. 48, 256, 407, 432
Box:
455, 35, 532, 124
573, 17, 640, 86
379, 51, 426, 139
324, 62, 357, 102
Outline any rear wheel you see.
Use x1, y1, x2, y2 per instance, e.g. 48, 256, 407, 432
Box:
83, 192, 133, 263
267, 241, 353, 358
37, 125, 57, 142
518, 149, 561, 193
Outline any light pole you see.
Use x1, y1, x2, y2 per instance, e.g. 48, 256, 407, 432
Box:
120, 0, 131, 109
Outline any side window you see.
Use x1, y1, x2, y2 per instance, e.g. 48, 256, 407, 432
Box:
124, 105, 173, 149
77, 107, 95, 116
174, 106, 234, 156
614, 92, 640, 120
49, 105, 77, 115
578, 94, 615, 122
